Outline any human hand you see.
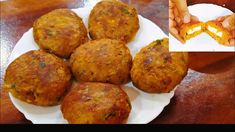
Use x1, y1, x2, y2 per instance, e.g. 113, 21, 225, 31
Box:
216, 13, 235, 46
169, 0, 199, 43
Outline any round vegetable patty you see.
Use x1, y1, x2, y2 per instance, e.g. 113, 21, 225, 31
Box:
89, 0, 139, 43
70, 39, 132, 84
61, 82, 131, 124
131, 38, 188, 93
33, 9, 88, 58
4, 50, 71, 106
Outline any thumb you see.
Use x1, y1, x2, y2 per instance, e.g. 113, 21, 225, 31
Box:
174, 0, 190, 23
222, 14, 235, 30
182, 11, 191, 23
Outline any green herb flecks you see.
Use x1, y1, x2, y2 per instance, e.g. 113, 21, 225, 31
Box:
11, 83, 16, 89
121, 8, 130, 15
104, 111, 116, 120
39, 61, 46, 68
155, 39, 163, 45
45, 29, 56, 37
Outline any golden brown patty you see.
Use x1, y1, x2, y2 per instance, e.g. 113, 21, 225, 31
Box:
70, 39, 132, 84
3, 50, 71, 106
131, 38, 188, 93
205, 20, 233, 46
61, 82, 131, 124
180, 22, 205, 41
88, 0, 139, 43
33, 9, 88, 58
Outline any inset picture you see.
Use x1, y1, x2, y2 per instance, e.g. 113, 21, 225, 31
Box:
169, 0, 235, 51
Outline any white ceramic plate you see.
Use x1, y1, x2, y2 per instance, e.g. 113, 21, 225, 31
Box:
7, 6, 175, 124
169, 4, 235, 52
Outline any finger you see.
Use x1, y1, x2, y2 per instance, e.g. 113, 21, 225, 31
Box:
229, 39, 235, 46
175, 16, 182, 26
173, 7, 179, 17
191, 15, 199, 22
222, 14, 235, 30
225, 39, 235, 46
170, 27, 179, 35
170, 28, 185, 43
216, 14, 231, 22
169, 19, 176, 28
174, 0, 188, 13
231, 30, 235, 38
169, 0, 175, 9
222, 19, 231, 29
216, 16, 226, 22
169, 9, 174, 19
182, 12, 191, 23
174, 0, 190, 23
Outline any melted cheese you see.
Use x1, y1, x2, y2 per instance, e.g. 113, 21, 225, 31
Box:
187, 26, 202, 34
207, 26, 223, 37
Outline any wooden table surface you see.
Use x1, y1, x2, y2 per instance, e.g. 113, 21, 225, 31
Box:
0, 0, 235, 124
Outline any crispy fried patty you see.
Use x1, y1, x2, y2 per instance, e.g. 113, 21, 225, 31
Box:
131, 38, 188, 93
205, 20, 233, 46
3, 50, 71, 106
33, 9, 88, 58
70, 39, 132, 84
61, 82, 131, 124
89, 0, 139, 43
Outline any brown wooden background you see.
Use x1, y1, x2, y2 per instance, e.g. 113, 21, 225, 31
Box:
0, 0, 235, 124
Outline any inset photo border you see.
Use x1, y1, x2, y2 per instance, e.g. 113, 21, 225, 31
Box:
169, 2, 235, 52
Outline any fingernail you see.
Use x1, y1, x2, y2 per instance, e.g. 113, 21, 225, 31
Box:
222, 20, 229, 29
183, 14, 190, 23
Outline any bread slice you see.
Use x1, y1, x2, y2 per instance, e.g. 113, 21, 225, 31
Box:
180, 22, 205, 41
205, 20, 232, 45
